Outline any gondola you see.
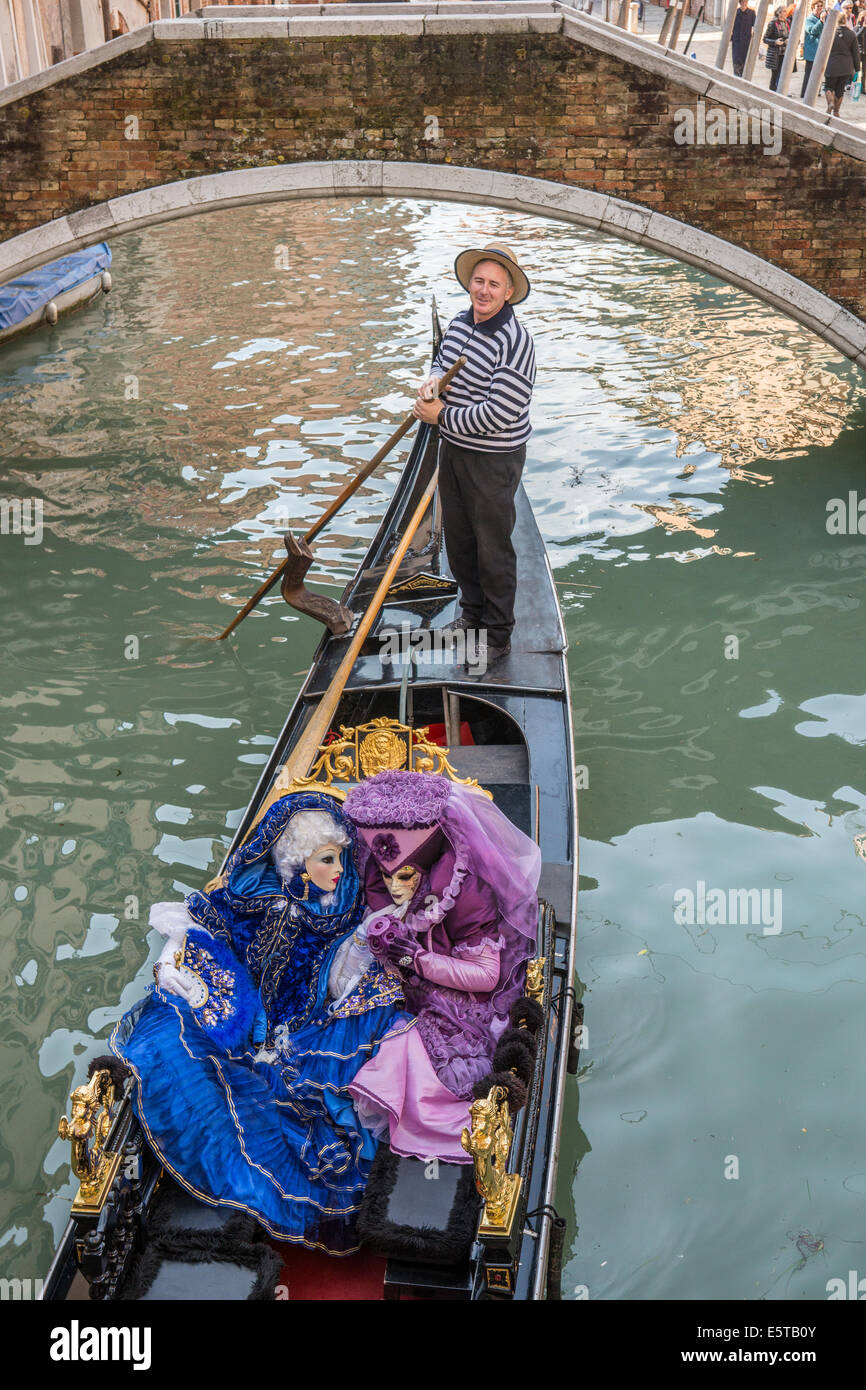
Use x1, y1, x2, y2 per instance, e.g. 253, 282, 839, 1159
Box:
42, 305, 580, 1302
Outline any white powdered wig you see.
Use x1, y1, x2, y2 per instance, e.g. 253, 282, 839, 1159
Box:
271, 810, 350, 884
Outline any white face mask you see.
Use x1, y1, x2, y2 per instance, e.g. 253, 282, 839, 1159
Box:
304, 843, 343, 893
381, 865, 421, 906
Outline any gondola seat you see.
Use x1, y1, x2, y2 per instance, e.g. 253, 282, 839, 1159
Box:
117, 1179, 283, 1301
357, 1147, 480, 1292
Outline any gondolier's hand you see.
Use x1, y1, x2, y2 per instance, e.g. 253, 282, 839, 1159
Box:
413, 394, 444, 425
418, 374, 444, 402
414, 374, 446, 424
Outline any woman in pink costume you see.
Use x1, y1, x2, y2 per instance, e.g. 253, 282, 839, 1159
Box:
343, 769, 540, 1162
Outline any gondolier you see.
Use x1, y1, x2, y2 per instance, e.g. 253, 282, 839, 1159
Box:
413, 241, 536, 663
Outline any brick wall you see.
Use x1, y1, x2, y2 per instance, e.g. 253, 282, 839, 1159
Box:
2, 31, 866, 317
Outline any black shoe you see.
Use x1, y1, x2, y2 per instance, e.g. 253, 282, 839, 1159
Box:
485, 638, 511, 663
441, 613, 480, 636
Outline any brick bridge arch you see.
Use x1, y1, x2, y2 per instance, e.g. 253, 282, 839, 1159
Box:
2, 6, 865, 365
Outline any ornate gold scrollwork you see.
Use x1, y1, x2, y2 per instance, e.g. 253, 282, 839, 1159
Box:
385, 572, 454, 598
206, 718, 494, 889
461, 1085, 522, 1236
58, 1069, 123, 1215
525, 956, 546, 1005
275, 717, 493, 802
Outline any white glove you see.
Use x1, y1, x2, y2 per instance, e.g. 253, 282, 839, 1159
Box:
328, 927, 372, 1002
150, 902, 207, 1002
149, 901, 198, 944
327, 900, 410, 1005
153, 936, 197, 1002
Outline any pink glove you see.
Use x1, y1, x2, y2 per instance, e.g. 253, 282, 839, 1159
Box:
414, 945, 501, 992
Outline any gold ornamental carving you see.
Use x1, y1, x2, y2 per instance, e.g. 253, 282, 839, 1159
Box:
272, 718, 492, 802
359, 727, 408, 778
461, 1085, 521, 1236
214, 717, 493, 880
525, 956, 546, 1005
58, 1069, 123, 1215
386, 573, 454, 597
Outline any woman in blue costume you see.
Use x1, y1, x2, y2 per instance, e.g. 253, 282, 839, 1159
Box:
110, 790, 409, 1255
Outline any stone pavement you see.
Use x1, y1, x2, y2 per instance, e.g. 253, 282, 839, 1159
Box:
580, 0, 866, 127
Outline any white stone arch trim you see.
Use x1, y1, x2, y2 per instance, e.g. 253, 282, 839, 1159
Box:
1, 161, 864, 366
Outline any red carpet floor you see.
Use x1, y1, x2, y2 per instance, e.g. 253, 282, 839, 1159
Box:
272, 1242, 387, 1300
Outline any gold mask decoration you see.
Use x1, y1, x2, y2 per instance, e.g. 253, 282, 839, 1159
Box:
381, 865, 421, 906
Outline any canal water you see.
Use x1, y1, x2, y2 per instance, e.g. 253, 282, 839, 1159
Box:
2, 197, 865, 1300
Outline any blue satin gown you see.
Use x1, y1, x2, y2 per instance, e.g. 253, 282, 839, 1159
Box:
111, 791, 408, 1254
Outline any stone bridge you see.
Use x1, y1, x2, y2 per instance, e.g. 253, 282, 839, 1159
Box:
1, 3, 865, 365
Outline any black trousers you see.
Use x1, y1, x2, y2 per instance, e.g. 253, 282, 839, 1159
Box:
437, 437, 526, 646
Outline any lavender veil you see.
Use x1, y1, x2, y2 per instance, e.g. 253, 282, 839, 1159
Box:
348, 771, 541, 1022
435, 782, 541, 1018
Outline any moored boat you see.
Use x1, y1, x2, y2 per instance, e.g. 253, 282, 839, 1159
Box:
0, 243, 112, 345
42, 308, 579, 1302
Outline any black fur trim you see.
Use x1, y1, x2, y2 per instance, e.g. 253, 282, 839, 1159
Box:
509, 996, 544, 1034
144, 1177, 264, 1248
357, 1145, 480, 1268
497, 1025, 537, 1058
473, 1070, 527, 1115
119, 1232, 283, 1301
117, 1178, 282, 1300
88, 1054, 131, 1089
492, 1037, 533, 1086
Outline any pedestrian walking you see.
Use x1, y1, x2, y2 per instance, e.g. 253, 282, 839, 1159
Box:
731, 0, 756, 75
823, 15, 861, 113
763, 5, 790, 92
802, 0, 825, 96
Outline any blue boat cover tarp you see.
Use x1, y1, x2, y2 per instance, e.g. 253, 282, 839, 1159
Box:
0, 242, 112, 331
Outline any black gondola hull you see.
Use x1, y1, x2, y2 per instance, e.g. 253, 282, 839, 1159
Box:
43, 360, 578, 1305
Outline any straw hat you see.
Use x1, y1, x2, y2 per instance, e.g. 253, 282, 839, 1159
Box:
453, 241, 531, 305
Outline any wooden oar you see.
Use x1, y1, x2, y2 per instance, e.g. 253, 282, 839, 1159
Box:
215, 356, 465, 641
241, 467, 440, 840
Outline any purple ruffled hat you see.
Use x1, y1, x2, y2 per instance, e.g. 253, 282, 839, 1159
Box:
345, 771, 448, 873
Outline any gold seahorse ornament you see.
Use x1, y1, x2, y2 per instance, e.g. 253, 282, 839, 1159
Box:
461, 1085, 521, 1233
58, 1069, 122, 1212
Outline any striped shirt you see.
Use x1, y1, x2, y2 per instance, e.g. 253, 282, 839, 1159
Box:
430, 302, 535, 453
